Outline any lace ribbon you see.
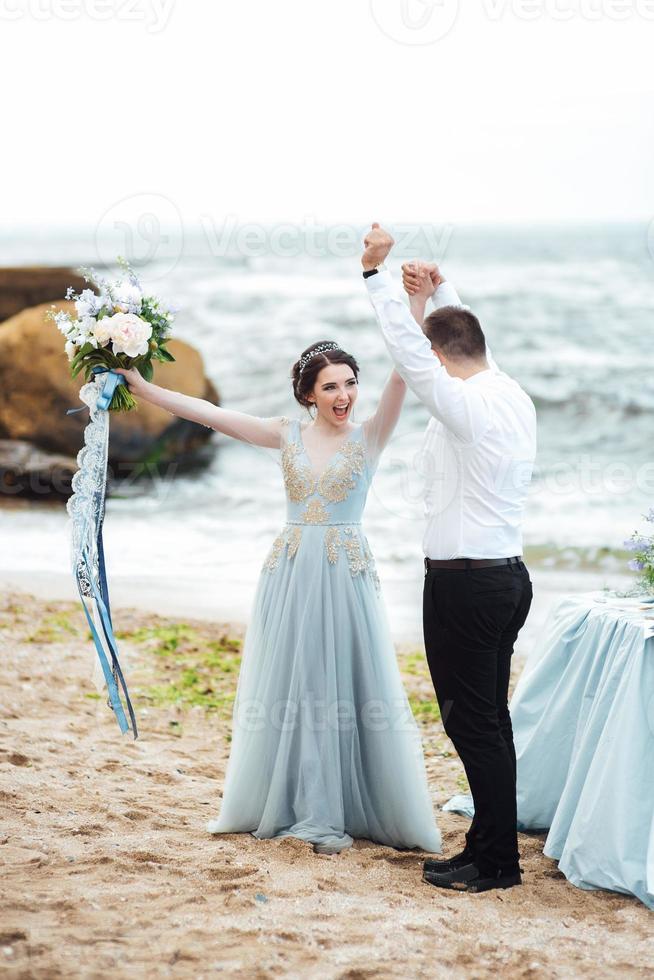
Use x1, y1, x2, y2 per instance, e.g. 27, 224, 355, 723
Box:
66, 368, 138, 738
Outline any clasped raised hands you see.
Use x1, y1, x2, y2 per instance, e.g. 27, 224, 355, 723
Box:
401, 261, 444, 300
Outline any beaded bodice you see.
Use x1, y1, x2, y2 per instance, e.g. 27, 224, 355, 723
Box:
262, 418, 380, 593
281, 418, 370, 525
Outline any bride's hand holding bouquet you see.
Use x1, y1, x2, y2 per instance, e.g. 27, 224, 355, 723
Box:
112, 364, 149, 400
49, 257, 176, 413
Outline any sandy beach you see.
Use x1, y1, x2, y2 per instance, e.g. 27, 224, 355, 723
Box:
0, 585, 651, 979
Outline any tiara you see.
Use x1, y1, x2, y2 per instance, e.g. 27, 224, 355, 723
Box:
298, 342, 341, 375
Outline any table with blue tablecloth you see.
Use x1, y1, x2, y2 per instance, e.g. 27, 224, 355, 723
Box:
510, 592, 654, 908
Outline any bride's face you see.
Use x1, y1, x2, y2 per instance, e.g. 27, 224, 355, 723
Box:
308, 363, 359, 427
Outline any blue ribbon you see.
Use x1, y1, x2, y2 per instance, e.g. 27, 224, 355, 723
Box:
96, 525, 138, 735
75, 548, 131, 734
66, 366, 126, 415
66, 364, 138, 737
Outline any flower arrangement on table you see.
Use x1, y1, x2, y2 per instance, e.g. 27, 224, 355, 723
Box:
48, 256, 176, 412
625, 508, 654, 593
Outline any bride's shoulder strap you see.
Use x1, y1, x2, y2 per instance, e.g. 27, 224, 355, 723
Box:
278, 416, 300, 444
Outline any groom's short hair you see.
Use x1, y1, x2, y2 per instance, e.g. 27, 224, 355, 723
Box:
423, 306, 486, 362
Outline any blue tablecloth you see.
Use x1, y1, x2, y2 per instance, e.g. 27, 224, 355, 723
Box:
511, 593, 654, 908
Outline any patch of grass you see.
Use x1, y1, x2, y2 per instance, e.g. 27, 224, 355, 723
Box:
456, 772, 470, 793
1, 601, 25, 618
114, 623, 200, 652
203, 640, 242, 674
84, 691, 102, 700
120, 622, 243, 718
408, 696, 441, 725
399, 651, 429, 677
26, 611, 81, 644
144, 682, 236, 714
524, 543, 631, 573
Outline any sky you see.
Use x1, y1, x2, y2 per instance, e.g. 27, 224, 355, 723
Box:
1, 0, 652, 229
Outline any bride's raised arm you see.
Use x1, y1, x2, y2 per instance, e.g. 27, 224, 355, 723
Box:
361, 368, 407, 461
114, 367, 286, 449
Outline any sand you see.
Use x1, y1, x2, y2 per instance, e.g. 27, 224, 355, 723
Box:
0, 589, 651, 979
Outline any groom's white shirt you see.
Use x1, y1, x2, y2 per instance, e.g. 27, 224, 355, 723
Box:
365, 270, 537, 560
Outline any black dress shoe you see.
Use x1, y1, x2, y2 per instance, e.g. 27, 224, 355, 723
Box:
422, 862, 522, 893
423, 848, 475, 874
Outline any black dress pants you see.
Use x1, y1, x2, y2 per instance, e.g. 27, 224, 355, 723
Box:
422, 560, 533, 876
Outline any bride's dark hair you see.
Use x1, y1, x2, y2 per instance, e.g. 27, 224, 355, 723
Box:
291, 341, 360, 408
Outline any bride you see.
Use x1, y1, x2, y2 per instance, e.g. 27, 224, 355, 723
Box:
116, 342, 441, 855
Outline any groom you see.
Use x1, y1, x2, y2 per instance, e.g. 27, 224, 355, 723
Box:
361, 224, 537, 893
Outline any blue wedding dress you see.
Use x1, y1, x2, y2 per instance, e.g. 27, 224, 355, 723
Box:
206, 416, 441, 854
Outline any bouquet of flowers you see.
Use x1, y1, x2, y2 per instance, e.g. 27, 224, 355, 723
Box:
49, 256, 176, 412
52, 258, 179, 738
624, 508, 654, 592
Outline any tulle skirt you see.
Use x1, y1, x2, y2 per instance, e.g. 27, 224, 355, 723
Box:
206, 524, 441, 854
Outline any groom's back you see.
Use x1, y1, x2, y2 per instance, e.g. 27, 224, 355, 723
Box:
421, 368, 536, 560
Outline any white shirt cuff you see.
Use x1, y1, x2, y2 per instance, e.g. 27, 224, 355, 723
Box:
363, 269, 395, 294
432, 280, 464, 310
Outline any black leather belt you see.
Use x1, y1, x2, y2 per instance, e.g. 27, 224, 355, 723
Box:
424, 556, 522, 571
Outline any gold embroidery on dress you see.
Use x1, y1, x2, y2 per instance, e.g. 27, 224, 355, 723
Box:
325, 527, 341, 564
263, 530, 286, 572
263, 524, 303, 571
271, 424, 380, 589
302, 498, 330, 524
363, 537, 381, 594
343, 527, 368, 574
317, 440, 365, 503
287, 525, 302, 558
335, 527, 381, 594
281, 442, 316, 503
281, 424, 366, 512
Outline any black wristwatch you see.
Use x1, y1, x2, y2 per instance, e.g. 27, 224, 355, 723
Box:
362, 262, 386, 279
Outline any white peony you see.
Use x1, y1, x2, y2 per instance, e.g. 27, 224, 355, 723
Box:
106, 312, 152, 358
93, 319, 114, 347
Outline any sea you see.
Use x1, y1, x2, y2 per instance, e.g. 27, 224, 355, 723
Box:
1, 221, 652, 638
